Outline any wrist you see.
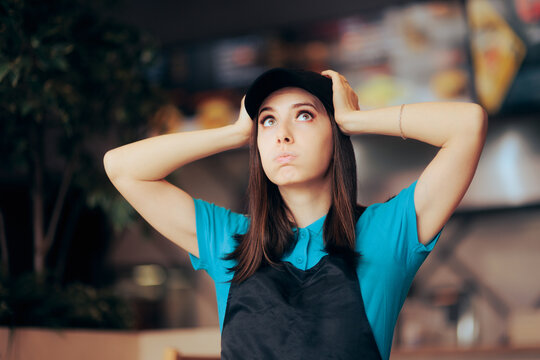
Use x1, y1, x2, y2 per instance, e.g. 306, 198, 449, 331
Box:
228, 123, 251, 147
337, 110, 364, 135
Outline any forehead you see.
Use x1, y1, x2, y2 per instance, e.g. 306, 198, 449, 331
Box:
259, 87, 325, 113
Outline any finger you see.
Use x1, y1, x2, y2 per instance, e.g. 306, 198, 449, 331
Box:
323, 69, 348, 84
324, 70, 351, 90
352, 93, 360, 110
321, 69, 337, 75
321, 70, 347, 92
338, 73, 352, 87
321, 69, 340, 81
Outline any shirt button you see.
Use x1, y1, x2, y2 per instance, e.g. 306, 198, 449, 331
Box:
300, 232, 305, 239
296, 257, 303, 264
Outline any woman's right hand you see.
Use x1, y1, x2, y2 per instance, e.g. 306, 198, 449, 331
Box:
233, 95, 253, 146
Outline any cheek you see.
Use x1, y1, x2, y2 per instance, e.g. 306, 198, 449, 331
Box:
311, 128, 333, 160
257, 139, 272, 170
317, 140, 334, 171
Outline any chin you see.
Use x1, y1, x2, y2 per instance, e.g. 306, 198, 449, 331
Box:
264, 161, 330, 187
272, 179, 302, 187
267, 176, 299, 187
268, 172, 325, 188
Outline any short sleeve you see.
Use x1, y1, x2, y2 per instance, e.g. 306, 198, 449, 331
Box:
187, 198, 248, 280
357, 180, 445, 359
370, 180, 443, 273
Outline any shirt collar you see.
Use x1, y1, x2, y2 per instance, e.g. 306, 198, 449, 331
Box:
292, 213, 327, 237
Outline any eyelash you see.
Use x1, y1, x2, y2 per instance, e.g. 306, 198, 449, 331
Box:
259, 110, 315, 126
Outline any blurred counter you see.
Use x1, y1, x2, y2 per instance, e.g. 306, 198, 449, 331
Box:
392, 345, 540, 359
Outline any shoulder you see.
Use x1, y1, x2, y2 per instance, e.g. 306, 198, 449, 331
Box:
357, 180, 417, 229
188, 198, 249, 277
193, 198, 250, 234
355, 179, 441, 269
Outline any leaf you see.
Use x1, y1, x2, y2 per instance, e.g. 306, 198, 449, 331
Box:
21, 101, 33, 116
51, 56, 68, 72
0, 63, 9, 82
30, 37, 40, 49
64, 44, 74, 55
10, 70, 19, 87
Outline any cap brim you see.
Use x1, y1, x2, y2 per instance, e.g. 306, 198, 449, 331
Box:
244, 68, 334, 120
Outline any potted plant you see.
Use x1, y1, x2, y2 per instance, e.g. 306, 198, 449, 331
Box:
0, 0, 166, 342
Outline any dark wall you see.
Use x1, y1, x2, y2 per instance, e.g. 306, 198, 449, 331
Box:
103, 0, 428, 45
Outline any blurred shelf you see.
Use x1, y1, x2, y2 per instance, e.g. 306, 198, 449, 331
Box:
393, 344, 540, 356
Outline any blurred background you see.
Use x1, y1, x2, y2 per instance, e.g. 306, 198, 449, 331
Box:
1, 0, 540, 359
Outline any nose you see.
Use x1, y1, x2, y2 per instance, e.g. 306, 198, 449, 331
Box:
276, 122, 293, 144
278, 134, 292, 143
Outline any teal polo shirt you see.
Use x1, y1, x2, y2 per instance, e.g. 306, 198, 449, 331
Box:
188, 179, 442, 360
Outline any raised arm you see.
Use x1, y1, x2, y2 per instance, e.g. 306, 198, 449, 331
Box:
103, 97, 252, 257
322, 70, 488, 245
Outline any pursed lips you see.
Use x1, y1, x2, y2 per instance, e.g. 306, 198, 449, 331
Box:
275, 151, 297, 164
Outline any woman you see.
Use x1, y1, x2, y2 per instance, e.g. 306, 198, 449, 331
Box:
104, 68, 487, 359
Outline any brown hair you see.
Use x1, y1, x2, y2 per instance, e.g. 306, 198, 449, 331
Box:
223, 98, 365, 284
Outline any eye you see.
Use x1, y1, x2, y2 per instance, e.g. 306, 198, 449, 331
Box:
297, 111, 314, 121
260, 116, 275, 127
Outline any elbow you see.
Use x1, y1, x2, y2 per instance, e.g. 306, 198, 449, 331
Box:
103, 149, 120, 181
467, 103, 488, 141
474, 103, 488, 134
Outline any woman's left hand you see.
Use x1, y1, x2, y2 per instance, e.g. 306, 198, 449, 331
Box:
321, 69, 360, 135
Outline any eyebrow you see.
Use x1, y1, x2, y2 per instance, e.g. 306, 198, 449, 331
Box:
258, 102, 318, 118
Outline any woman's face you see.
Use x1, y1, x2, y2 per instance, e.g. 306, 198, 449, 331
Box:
256, 87, 334, 187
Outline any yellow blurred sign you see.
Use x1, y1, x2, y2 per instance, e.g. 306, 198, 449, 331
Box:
467, 0, 527, 114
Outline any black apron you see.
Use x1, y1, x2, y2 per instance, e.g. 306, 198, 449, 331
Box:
221, 254, 383, 360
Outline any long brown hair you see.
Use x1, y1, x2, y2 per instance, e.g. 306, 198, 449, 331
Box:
223, 97, 365, 283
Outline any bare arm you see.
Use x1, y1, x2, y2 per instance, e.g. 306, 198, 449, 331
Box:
322, 70, 488, 245
344, 102, 487, 245
103, 98, 252, 257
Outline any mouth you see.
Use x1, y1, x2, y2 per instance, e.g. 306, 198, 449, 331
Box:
275, 152, 297, 164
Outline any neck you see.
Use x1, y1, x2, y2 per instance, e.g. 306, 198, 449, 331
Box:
278, 176, 332, 229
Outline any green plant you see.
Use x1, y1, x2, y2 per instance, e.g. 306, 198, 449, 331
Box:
0, 271, 134, 329
0, 0, 165, 277
0, 0, 166, 328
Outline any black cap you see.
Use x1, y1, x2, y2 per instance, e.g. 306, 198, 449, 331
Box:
244, 68, 334, 121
